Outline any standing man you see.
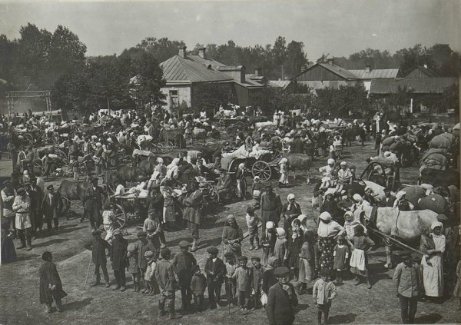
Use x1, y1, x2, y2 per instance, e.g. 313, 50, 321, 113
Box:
393, 252, 421, 324
41, 185, 61, 233
111, 229, 128, 291
182, 181, 204, 252
26, 178, 43, 237
172, 241, 197, 313
260, 184, 282, 240
12, 187, 32, 250
82, 178, 103, 230
266, 266, 298, 325
204, 246, 226, 309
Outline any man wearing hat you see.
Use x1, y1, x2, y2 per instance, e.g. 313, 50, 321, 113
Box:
82, 177, 103, 230
266, 266, 298, 325
393, 252, 421, 324
86, 229, 111, 287
172, 241, 197, 312
12, 187, 32, 250
42, 184, 62, 233
26, 177, 43, 236
154, 248, 178, 319
205, 246, 226, 309
260, 184, 282, 241
110, 229, 128, 291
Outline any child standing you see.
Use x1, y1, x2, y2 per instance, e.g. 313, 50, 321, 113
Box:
298, 232, 314, 294
250, 256, 263, 309
144, 250, 157, 295
313, 270, 337, 325
454, 259, 461, 310
224, 252, 237, 305
127, 243, 140, 292
232, 256, 252, 312
261, 221, 276, 266
273, 228, 288, 267
101, 202, 116, 243
251, 176, 263, 209
190, 265, 207, 311
245, 206, 260, 250
333, 236, 349, 284
349, 225, 375, 289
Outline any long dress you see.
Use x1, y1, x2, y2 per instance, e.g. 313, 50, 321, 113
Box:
39, 261, 67, 305
421, 234, 445, 297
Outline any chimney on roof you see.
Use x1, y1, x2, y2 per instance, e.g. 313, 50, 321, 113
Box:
179, 46, 187, 58
366, 65, 372, 73
254, 67, 261, 76
198, 47, 206, 59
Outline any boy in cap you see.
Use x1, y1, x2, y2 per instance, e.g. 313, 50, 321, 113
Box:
190, 265, 207, 311
232, 256, 252, 312
154, 247, 179, 319
172, 240, 197, 312
250, 256, 263, 309
313, 270, 337, 325
110, 229, 128, 291
266, 266, 298, 325
393, 252, 421, 324
205, 246, 226, 309
87, 229, 111, 287
39, 251, 67, 313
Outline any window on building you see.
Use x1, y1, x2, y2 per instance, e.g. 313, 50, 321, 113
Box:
169, 90, 179, 107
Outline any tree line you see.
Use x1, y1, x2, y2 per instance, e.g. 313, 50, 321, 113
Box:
0, 23, 459, 114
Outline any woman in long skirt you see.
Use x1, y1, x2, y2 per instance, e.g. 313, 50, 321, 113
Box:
420, 221, 446, 298
317, 212, 344, 275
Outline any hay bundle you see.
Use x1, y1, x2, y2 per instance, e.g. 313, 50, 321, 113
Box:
417, 194, 448, 214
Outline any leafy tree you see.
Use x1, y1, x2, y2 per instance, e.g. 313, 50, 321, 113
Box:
137, 37, 186, 62
285, 41, 308, 78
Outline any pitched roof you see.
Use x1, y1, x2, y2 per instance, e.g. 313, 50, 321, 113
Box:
370, 78, 457, 95
160, 55, 233, 84
187, 54, 226, 71
349, 69, 399, 79
317, 63, 358, 80
268, 80, 291, 89
404, 66, 439, 78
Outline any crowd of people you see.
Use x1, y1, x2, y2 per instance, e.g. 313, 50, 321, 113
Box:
1, 107, 460, 324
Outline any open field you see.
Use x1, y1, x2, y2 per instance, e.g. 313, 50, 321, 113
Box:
0, 140, 459, 325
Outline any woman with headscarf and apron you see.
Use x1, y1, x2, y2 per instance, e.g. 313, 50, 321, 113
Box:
222, 214, 244, 258
420, 221, 446, 299
317, 212, 344, 275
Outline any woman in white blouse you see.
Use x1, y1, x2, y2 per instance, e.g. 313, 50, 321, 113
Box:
317, 212, 344, 274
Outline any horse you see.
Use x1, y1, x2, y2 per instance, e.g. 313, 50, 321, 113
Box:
354, 204, 439, 268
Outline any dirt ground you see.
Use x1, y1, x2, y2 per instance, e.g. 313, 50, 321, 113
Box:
0, 141, 460, 325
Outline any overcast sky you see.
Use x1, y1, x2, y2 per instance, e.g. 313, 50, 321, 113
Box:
0, 0, 459, 60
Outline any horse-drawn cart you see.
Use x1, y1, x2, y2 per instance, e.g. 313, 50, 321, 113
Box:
360, 158, 400, 191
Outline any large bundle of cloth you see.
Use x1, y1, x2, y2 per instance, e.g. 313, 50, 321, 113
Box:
400, 186, 426, 206
417, 194, 448, 214
429, 133, 454, 150
420, 148, 448, 170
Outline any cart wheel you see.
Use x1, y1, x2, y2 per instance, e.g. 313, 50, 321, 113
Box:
113, 204, 127, 228
252, 161, 272, 181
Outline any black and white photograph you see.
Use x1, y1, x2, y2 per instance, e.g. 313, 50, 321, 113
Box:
0, 0, 460, 324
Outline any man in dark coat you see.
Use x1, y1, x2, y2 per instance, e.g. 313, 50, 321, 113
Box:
172, 240, 197, 312
182, 182, 203, 252
82, 178, 103, 229
135, 231, 156, 292
41, 185, 62, 232
204, 246, 226, 309
25, 179, 43, 236
266, 266, 298, 325
260, 185, 282, 240
86, 229, 110, 287
39, 251, 67, 313
111, 229, 128, 291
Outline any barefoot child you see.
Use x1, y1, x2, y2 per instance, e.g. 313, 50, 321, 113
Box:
349, 225, 375, 289
127, 243, 140, 292
144, 250, 157, 295
224, 252, 237, 305
191, 265, 207, 311
261, 221, 276, 266
333, 235, 349, 284
251, 176, 263, 208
